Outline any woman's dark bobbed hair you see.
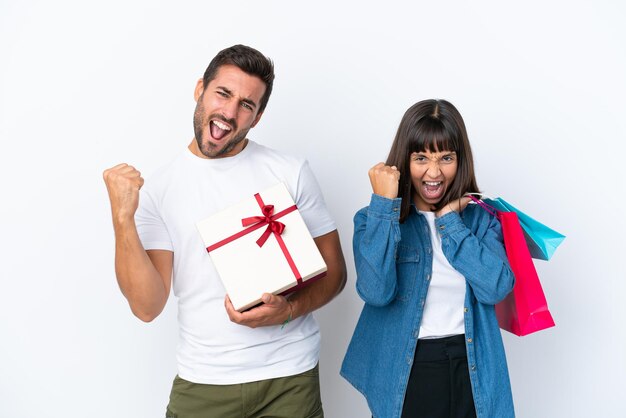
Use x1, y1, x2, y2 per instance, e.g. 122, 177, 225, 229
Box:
386, 99, 480, 222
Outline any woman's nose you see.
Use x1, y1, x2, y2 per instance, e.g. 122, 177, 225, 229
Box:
426, 161, 441, 177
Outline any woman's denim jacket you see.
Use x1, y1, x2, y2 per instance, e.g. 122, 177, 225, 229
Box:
341, 195, 516, 418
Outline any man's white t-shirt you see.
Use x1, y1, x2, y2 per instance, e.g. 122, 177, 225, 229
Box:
135, 141, 336, 384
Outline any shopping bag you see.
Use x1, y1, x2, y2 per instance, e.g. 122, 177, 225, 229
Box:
484, 197, 565, 261
470, 197, 555, 336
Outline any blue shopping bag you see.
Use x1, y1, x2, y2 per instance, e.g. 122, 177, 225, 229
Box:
484, 197, 565, 261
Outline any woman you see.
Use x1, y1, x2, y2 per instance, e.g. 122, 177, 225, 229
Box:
341, 99, 515, 418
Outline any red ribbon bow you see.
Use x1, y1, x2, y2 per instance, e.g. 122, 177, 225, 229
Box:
241, 204, 286, 247
205, 192, 302, 284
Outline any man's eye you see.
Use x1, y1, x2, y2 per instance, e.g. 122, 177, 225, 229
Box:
217, 91, 228, 97
241, 102, 253, 110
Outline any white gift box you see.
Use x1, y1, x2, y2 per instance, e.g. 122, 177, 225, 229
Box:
196, 183, 327, 312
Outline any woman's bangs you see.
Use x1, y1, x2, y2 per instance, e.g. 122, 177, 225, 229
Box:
410, 120, 458, 154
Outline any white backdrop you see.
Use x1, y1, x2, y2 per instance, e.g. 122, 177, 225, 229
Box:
1, 1, 625, 417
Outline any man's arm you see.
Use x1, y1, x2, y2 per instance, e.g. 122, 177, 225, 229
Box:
225, 229, 347, 328
104, 163, 173, 322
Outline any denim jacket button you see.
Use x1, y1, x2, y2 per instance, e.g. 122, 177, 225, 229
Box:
464, 307, 469, 313
467, 338, 473, 343
426, 274, 431, 281
471, 365, 476, 371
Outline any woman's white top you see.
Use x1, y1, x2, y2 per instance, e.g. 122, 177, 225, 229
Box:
418, 210, 466, 339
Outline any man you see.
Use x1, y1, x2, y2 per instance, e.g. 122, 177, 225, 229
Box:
103, 44, 346, 418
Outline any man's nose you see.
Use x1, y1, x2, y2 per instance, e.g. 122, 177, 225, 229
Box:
221, 99, 239, 120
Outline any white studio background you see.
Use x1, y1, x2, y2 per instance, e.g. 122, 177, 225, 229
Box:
1, 1, 624, 417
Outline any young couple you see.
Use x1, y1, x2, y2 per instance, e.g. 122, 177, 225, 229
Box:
103, 44, 515, 418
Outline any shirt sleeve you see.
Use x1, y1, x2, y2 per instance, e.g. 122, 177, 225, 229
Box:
435, 208, 514, 305
293, 160, 336, 238
353, 194, 403, 306
135, 186, 174, 251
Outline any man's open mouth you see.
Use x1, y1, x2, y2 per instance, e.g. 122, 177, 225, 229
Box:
210, 119, 232, 140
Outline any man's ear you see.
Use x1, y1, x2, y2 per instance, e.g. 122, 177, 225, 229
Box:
251, 111, 264, 128
194, 79, 204, 102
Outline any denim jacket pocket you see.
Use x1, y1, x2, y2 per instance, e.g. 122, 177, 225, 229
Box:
395, 245, 420, 301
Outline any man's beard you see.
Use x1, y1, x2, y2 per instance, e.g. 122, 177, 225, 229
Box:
193, 100, 250, 158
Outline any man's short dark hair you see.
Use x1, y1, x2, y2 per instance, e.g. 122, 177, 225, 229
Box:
202, 45, 275, 114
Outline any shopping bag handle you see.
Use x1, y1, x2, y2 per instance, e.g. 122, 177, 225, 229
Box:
464, 192, 496, 200
466, 194, 498, 217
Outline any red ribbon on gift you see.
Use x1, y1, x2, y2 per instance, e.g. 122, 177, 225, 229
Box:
206, 193, 302, 283
241, 203, 287, 247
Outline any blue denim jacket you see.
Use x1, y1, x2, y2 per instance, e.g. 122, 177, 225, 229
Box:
341, 195, 515, 418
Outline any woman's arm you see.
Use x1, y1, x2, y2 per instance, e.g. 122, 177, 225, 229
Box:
353, 194, 403, 306
437, 210, 515, 305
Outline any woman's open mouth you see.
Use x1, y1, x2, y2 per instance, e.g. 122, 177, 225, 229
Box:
422, 181, 445, 200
